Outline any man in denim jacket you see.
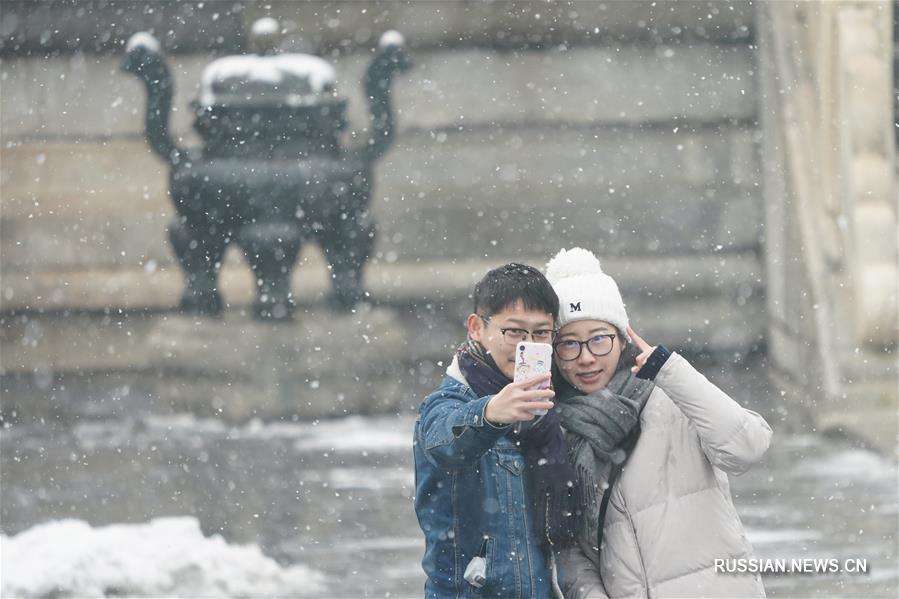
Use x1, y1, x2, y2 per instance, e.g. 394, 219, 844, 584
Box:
414, 263, 570, 598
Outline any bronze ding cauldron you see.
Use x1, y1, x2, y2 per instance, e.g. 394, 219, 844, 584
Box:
123, 19, 411, 320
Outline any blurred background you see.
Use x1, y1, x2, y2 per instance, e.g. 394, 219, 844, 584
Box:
1, 1, 896, 597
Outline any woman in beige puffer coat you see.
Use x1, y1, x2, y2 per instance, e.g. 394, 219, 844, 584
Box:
546, 248, 772, 599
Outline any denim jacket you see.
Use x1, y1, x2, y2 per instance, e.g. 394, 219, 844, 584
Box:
414, 356, 562, 598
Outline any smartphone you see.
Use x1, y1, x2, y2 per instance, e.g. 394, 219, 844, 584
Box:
513, 341, 553, 416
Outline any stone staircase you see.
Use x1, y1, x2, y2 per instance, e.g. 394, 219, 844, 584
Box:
1, 1, 765, 421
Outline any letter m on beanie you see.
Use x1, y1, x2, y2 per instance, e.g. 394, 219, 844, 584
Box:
570, 302, 581, 312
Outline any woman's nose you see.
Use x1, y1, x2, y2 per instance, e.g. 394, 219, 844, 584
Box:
577, 349, 597, 366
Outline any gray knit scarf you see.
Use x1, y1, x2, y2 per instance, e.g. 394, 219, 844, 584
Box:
554, 349, 654, 566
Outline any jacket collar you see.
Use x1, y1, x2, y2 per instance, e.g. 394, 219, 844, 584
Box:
446, 354, 468, 386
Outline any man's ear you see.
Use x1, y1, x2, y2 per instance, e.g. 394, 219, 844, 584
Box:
466, 313, 484, 342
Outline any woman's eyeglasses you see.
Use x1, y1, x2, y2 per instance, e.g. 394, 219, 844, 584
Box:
553, 334, 617, 361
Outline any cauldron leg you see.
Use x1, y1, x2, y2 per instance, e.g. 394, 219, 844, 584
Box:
318, 209, 375, 312
168, 217, 225, 316
236, 223, 302, 320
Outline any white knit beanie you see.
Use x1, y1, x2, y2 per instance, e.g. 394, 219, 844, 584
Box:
545, 247, 630, 342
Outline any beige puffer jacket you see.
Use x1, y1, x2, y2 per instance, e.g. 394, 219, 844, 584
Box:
560, 352, 772, 599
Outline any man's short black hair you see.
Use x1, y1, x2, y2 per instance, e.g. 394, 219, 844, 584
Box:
472, 262, 559, 320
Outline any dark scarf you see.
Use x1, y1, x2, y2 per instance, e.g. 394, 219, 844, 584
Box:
553, 344, 654, 566
456, 339, 579, 551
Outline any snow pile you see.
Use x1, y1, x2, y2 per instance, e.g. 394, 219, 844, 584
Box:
744, 526, 822, 546
291, 415, 413, 452
0, 517, 325, 598
797, 448, 896, 481
200, 54, 336, 106
125, 32, 161, 54
251, 17, 280, 37
378, 30, 405, 49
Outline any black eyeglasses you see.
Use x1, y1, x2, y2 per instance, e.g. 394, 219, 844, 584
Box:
553, 334, 617, 361
479, 315, 556, 344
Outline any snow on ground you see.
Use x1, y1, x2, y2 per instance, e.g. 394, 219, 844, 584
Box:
1, 517, 325, 598
291, 415, 414, 453
794, 448, 897, 481
124, 413, 416, 453
744, 526, 823, 545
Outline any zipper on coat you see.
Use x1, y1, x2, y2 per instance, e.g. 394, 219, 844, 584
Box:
544, 501, 564, 599
621, 487, 652, 598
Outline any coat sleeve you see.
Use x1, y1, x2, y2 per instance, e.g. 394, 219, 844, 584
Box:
416, 383, 511, 469
654, 352, 772, 475
558, 546, 610, 599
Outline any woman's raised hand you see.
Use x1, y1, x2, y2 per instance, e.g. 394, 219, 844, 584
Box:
628, 326, 656, 375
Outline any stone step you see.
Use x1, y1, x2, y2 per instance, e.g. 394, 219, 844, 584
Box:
0, 1, 754, 56
375, 127, 760, 260
2, 304, 764, 425
0, 252, 765, 378
339, 43, 756, 133
0, 308, 426, 422
0, 293, 764, 422
769, 324, 898, 393
251, 1, 755, 51
835, 348, 899, 387
0, 251, 763, 313
2, 125, 760, 271
1, 42, 756, 141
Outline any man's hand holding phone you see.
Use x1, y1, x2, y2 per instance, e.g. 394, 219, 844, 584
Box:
513, 341, 553, 416
485, 373, 555, 425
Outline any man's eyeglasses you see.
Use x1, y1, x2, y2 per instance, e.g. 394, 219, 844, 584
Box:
553, 334, 617, 361
479, 315, 556, 344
